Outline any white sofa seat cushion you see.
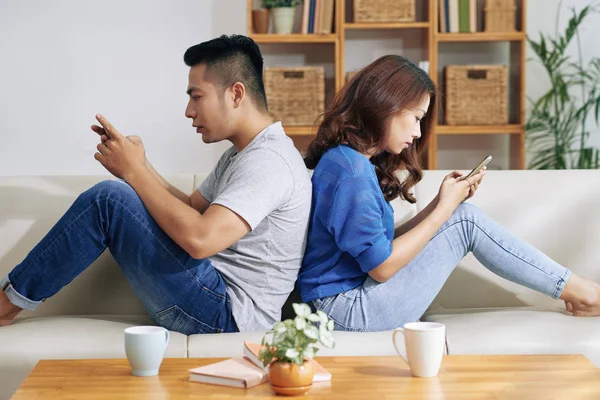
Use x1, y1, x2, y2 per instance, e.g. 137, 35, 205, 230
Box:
0, 315, 187, 400
188, 330, 440, 358
423, 308, 600, 367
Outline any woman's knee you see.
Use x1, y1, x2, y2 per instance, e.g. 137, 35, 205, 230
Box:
454, 202, 481, 219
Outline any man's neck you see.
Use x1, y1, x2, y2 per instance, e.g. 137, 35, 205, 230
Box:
229, 110, 274, 152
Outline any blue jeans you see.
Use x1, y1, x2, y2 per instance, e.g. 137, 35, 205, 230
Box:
312, 203, 571, 332
0, 180, 238, 334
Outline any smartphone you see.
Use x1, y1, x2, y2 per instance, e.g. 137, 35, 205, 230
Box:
462, 155, 492, 181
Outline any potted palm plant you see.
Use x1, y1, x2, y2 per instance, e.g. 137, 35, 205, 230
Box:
526, 3, 600, 169
259, 303, 335, 396
262, 0, 302, 34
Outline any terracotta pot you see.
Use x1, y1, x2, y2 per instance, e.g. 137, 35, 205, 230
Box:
268, 360, 314, 396
252, 9, 270, 34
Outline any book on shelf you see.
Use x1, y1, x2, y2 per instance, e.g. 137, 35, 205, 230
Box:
440, 0, 477, 33
302, 0, 334, 34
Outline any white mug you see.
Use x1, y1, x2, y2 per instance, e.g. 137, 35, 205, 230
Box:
124, 326, 170, 377
392, 322, 446, 378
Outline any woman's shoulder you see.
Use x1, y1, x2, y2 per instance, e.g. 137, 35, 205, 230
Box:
316, 145, 374, 179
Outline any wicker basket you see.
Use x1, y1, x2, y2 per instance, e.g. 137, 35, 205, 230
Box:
264, 66, 325, 126
484, 0, 516, 32
445, 65, 508, 125
354, 0, 415, 22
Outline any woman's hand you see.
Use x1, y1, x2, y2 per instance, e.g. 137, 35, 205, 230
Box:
436, 169, 486, 215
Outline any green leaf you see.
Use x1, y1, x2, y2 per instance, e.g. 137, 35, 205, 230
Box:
306, 313, 321, 322
327, 319, 334, 331
316, 310, 328, 324
304, 325, 319, 340
293, 303, 311, 318
285, 348, 299, 359
274, 322, 287, 334
294, 316, 306, 330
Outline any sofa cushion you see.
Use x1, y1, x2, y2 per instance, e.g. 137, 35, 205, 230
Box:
416, 170, 600, 311
188, 330, 423, 358
0, 315, 187, 400
0, 175, 195, 318
423, 308, 600, 367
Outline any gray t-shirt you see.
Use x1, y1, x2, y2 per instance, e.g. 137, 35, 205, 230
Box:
199, 122, 312, 331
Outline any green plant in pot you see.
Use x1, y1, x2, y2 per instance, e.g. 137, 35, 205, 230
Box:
262, 0, 302, 34
526, 2, 600, 169
259, 303, 335, 396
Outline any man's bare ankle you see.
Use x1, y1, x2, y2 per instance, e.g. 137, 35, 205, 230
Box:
0, 290, 23, 324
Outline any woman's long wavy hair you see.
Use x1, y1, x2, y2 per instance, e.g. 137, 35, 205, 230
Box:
304, 55, 436, 203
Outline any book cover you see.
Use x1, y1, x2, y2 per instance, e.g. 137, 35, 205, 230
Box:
449, 0, 459, 33
243, 341, 332, 382
439, 0, 447, 33
469, 0, 477, 32
308, 0, 316, 33
458, 0, 470, 33
188, 357, 268, 389
301, 0, 311, 34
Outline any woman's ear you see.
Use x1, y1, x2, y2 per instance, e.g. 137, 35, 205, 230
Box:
230, 82, 246, 109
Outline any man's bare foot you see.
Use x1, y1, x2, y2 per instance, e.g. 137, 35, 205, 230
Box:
0, 290, 22, 327
561, 274, 600, 317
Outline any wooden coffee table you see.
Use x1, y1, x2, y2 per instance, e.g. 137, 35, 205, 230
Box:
11, 355, 600, 399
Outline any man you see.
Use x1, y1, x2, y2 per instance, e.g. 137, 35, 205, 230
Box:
0, 34, 312, 333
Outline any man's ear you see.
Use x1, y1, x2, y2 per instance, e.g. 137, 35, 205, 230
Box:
230, 82, 246, 108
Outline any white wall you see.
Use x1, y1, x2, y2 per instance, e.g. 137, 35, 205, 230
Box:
1, 0, 598, 175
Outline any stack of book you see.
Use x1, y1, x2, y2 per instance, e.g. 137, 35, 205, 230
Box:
300, 0, 335, 34
188, 341, 332, 389
439, 0, 477, 33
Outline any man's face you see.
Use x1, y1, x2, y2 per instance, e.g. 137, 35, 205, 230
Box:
185, 64, 232, 143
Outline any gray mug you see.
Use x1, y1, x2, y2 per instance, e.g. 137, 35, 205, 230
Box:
124, 326, 170, 376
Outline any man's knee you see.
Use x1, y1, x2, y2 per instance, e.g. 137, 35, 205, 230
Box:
82, 179, 136, 203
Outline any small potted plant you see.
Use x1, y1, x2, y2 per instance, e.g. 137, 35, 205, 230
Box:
259, 303, 335, 396
262, 0, 302, 34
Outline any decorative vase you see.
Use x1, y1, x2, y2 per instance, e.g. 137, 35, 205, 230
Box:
268, 360, 314, 396
252, 9, 270, 34
271, 7, 296, 34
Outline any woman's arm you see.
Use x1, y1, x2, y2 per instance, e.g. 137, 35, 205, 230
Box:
394, 194, 439, 238
369, 170, 485, 283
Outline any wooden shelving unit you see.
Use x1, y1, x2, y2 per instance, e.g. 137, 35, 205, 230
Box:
247, 0, 527, 169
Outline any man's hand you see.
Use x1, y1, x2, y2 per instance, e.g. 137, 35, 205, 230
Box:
91, 114, 146, 181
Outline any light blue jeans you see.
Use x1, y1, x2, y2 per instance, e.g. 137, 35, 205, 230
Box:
0, 180, 238, 334
312, 203, 571, 332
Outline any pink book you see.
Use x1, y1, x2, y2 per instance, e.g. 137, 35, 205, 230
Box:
188, 357, 268, 388
243, 341, 332, 382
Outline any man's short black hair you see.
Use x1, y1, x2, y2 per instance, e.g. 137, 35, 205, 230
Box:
184, 34, 268, 111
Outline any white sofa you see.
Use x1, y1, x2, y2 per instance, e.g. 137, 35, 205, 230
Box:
1, 170, 599, 399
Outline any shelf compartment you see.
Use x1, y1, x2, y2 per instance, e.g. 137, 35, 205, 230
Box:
344, 22, 430, 30
435, 32, 525, 42
436, 124, 523, 135
251, 34, 338, 44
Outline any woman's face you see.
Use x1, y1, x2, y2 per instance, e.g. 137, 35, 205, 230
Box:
384, 95, 430, 155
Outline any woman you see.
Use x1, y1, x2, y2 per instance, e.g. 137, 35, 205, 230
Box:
299, 55, 600, 332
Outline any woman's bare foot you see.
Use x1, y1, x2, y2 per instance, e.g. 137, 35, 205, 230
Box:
0, 290, 22, 326
561, 274, 600, 317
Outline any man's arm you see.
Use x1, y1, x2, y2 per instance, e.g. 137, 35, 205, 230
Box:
146, 159, 210, 215
126, 167, 250, 259
394, 195, 439, 238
